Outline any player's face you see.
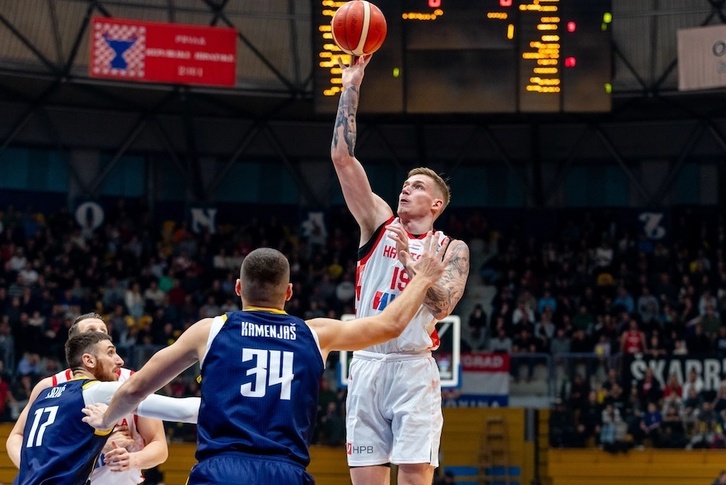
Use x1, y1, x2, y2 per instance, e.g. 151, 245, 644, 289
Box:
78, 318, 109, 335
91, 341, 124, 382
397, 174, 440, 219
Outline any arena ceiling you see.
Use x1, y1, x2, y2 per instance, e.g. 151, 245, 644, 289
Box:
1, 0, 726, 207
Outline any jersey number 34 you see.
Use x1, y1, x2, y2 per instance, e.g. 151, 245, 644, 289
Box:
241, 349, 294, 400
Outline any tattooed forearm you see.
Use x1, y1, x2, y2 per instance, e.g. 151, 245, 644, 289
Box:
331, 86, 359, 157
422, 241, 470, 319
424, 285, 449, 317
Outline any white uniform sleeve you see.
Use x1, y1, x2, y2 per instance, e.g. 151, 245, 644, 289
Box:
136, 395, 199, 423
82, 381, 200, 423
82, 381, 122, 405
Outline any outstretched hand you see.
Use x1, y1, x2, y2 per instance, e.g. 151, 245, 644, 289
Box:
82, 403, 110, 431
338, 54, 372, 89
386, 219, 414, 269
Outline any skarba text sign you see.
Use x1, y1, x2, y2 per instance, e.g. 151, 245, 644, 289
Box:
90, 17, 237, 87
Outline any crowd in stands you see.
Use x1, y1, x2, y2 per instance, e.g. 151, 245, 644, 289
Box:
549, 365, 726, 452
3, 199, 726, 451
472, 208, 726, 452
0, 200, 361, 435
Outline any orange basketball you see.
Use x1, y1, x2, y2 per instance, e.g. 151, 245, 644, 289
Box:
331, 1, 387, 56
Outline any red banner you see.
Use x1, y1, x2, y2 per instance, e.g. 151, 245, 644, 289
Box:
446, 353, 510, 407
90, 17, 237, 87
461, 352, 510, 372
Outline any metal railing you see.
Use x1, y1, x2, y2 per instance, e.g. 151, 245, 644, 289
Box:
123, 344, 621, 405
508, 352, 616, 404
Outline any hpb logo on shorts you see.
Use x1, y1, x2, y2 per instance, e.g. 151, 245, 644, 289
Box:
347, 442, 374, 455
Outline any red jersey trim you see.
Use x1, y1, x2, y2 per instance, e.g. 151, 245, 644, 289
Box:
430, 328, 440, 350
357, 216, 395, 266
404, 229, 431, 240
52, 369, 73, 386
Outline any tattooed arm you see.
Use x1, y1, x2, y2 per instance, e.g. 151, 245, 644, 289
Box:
423, 239, 470, 319
404, 239, 470, 320
330, 55, 393, 241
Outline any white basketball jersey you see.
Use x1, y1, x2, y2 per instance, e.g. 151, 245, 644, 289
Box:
52, 367, 145, 484
354, 217, 446, 354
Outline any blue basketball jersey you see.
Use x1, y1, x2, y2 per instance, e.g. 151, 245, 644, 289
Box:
14, 378, 112, 485
196, 309, 325, 468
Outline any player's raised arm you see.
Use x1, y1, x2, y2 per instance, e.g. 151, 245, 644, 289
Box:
309, 231, 450, 358
330, 55, 392, 240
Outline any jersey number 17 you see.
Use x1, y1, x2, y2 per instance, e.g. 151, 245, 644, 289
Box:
26, 406, 59, 447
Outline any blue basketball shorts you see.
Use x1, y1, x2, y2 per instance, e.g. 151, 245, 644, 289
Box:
188, 454, 315, 485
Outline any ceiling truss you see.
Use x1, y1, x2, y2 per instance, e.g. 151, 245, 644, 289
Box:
1, 0, 726, 208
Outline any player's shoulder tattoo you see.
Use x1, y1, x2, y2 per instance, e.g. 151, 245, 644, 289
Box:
446, 239, 470, 279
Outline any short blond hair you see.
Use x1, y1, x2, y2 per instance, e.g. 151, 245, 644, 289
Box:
408, 167, 451, 209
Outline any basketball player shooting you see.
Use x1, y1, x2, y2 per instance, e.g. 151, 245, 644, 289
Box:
331, 54, 470, 485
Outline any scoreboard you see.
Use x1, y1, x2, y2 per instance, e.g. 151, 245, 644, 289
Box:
314, 0, 612, 114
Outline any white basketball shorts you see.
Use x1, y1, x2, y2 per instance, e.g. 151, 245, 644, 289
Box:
345, 350, 442, 467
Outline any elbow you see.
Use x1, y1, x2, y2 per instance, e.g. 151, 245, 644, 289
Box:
425, 297, 455, 322
386, 318, 407, 340
431, 309, 448, 321
137, 441, 168, 469
430, 305, 451, 322
157, 446, 169, 464
331, 145, 352, 169
331, 149, 346, 168
7, 436, 20, 468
